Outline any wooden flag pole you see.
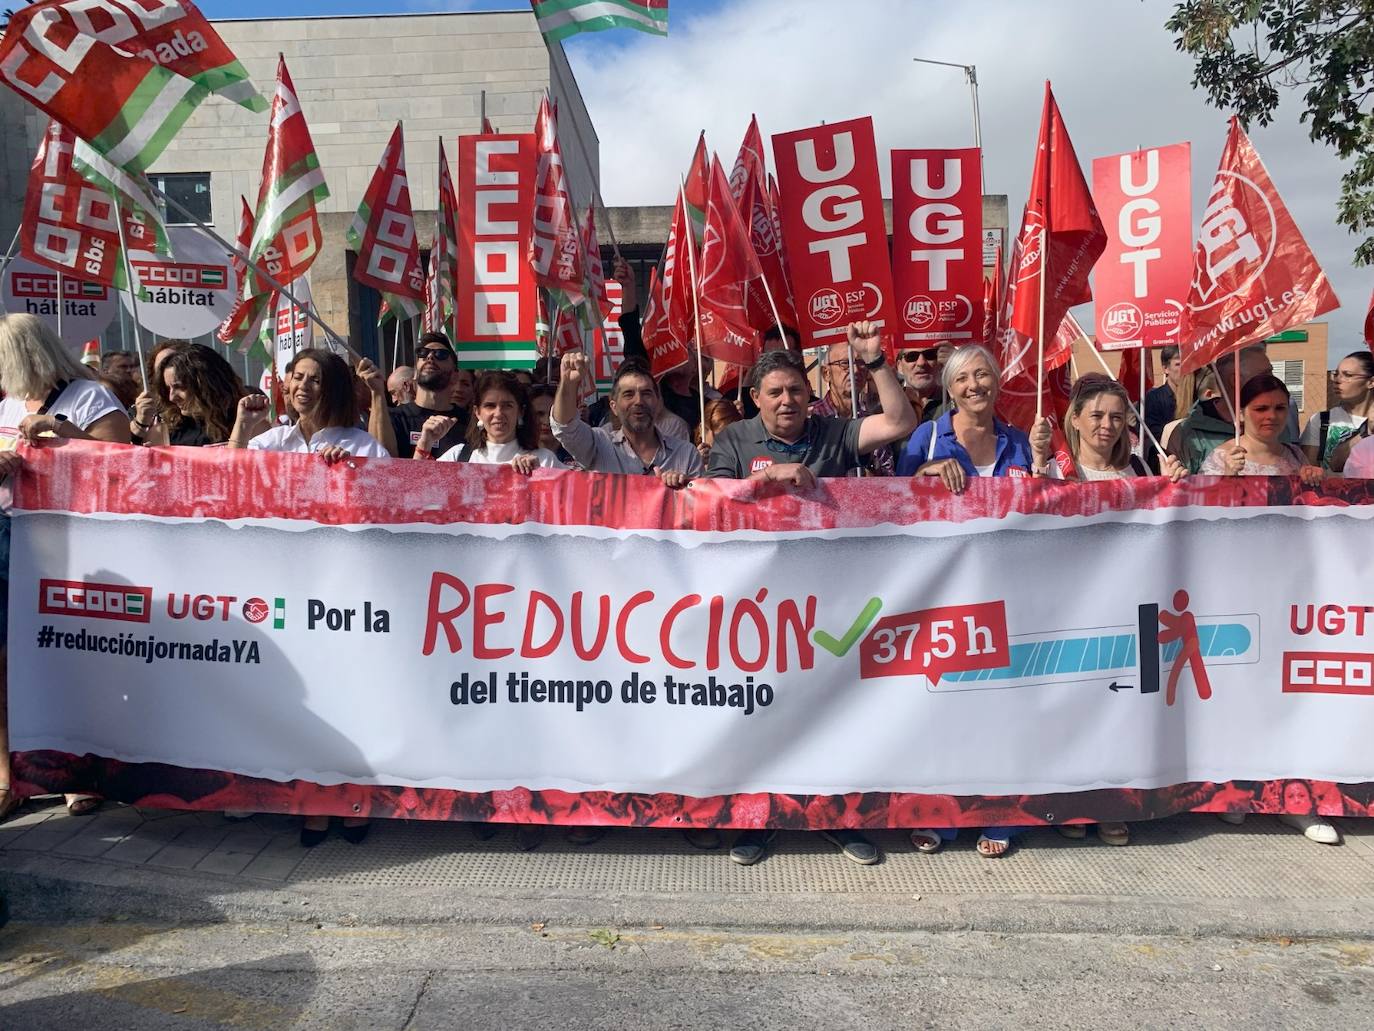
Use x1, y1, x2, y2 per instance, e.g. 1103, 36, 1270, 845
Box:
680, 181, 707, 432
55, 270, 64, 342
1034, 256, 1047, 423
1233, 352, 1241, 442
111, 198, 148, 391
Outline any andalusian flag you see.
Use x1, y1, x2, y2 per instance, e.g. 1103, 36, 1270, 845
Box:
0, 0, 263, 175
530, 0, 668, 44
424, 138, 459, 334
219, 58, 328, 350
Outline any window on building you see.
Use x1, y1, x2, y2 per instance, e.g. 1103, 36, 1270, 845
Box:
1272, 358, 1305, 413
149, 172, 212, 226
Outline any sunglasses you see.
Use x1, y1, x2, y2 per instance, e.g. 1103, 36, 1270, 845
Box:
899, 349, 940, 363
416, 347, 454, 362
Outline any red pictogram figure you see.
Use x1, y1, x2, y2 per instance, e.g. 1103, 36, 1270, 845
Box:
1157, 589, 1213, 706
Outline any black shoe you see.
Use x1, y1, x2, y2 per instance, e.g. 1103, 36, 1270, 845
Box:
566, 826, 606, 846
300, 823, 329, 848
682, 828, 722, 850
340, 821, 370, 845
729, 829, 777, 866
470, 821, 499, 841
821, 830, 880, 865
515, 825, 545, 851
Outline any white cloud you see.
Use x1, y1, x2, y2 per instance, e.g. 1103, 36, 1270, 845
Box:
567, 0, 1368, 362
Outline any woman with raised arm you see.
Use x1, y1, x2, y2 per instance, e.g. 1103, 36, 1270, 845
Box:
229, 348, 390, 464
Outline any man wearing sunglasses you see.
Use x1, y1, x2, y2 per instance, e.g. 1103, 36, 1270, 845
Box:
896, 344, 946, 424
388, 332, 471, 459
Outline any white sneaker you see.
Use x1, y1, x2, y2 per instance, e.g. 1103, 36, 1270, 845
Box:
1278, 813, 1341, 845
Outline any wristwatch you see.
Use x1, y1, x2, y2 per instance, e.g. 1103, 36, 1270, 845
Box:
863, 352, 886, 371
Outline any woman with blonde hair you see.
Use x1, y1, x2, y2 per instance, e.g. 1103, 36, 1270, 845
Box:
1053, 374, 1187, 483
0, 313, 130, 823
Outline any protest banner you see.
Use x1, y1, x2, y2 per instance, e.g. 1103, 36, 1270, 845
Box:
122, 226, 236, 338
1091, 143, 1192, 350
1, 256, 118, 343
11, 442, 1374, 828
456, 134, 539, 369
891, 148, 984, 344
772, 116, 896, 350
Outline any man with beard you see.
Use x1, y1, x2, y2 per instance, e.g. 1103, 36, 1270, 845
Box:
99, 350, 141, 410
388, 331, 470, 459
551, 352, 702, 485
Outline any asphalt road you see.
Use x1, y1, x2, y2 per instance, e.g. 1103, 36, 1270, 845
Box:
1, 919, 1371, 1030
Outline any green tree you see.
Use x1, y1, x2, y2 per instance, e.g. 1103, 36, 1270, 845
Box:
1168, 1, 1374, 264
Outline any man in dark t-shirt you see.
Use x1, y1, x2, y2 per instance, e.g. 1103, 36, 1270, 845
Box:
388, 331, 469, 459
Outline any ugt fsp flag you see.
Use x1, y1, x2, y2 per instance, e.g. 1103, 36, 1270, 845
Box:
0, 0, 263, 174
1178, 117, 1339, 375
348, 121, 425, 323
530, 0, 668, 45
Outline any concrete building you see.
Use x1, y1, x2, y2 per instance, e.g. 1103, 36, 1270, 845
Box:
0, 8, 1010, 377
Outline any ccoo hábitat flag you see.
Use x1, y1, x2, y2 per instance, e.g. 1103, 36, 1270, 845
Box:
530, 0, 668, 45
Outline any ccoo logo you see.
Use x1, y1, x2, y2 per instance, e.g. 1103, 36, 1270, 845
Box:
1189, 171, 1277, 312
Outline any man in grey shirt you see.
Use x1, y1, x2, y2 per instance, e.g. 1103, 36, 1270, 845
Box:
708, 321, 917, 488
551, 352, 703, 487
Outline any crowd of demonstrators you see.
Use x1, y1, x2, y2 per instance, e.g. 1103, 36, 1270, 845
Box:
1302, 351, 1373, 472
4, 307, 1374, 855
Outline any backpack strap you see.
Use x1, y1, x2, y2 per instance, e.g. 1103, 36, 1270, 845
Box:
36, 380, 68, 416
1128, 454, 1150, 477
1317, 409, 1332, 464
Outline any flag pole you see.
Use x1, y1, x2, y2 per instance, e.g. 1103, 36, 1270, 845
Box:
543, 84, 623, 264
1034, 257, 1047, 423
150, 183, 359, 361
1233, 352, 1241, 442
111, 197, 148, 391
680, 181, 707, 431
1082, 339, 1167, 458
0, 225, 22, 309
55, 270, 64, 342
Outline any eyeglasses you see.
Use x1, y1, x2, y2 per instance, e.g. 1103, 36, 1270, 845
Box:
899, 349, 940, 363
828, 360, 853, 372
417, 348, 454, 362
1331, 371, 1370, 381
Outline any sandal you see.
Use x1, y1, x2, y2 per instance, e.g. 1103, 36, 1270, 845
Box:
65, 794, 101, 816
1055, 824, 1088, 840
976, 832, 1011, 858
1096, 822, 1130, 847
909, 829, 944, 854
0, 787, 23, 824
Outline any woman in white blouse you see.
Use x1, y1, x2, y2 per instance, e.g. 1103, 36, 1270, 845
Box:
228, 348, 389, 463
429, 371, 566, 473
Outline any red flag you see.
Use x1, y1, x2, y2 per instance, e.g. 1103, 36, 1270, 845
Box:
659, 191, 696, 355
217, 196, 256, 343
766, 173, 798, 328
482, 116, 496, 134
347, 121, 425, 320
684, 132, 710, 242
643, 264, 689, 377
1364, 285, 1374, 351
529, 93, 584, 303
698, 155, 764, 365
999, 82, 1106, 385
982, 245, 1003, 348
731, 116, 797, 334
1116, 346, 1154, 404
1178, 118, 1340, 374
580, 202, 612, 321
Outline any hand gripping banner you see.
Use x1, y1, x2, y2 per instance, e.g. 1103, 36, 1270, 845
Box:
10, 442, 1374, 829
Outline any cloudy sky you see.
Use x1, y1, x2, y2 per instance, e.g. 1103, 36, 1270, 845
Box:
208, 0, 1369, 361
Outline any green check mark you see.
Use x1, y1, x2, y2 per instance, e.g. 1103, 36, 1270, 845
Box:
813, 597, 884, 658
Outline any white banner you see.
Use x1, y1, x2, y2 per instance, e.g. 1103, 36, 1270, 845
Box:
8, 444, 1374, 827
1, 256, 118, 344
122, 226, 237, 338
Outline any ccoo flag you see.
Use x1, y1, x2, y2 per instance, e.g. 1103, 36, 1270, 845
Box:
348, 121, 425, 323
999, 82, 1105, 386
1178, 118, 1339, 374
531, 0, 668, 44
425, 138, 460, 333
